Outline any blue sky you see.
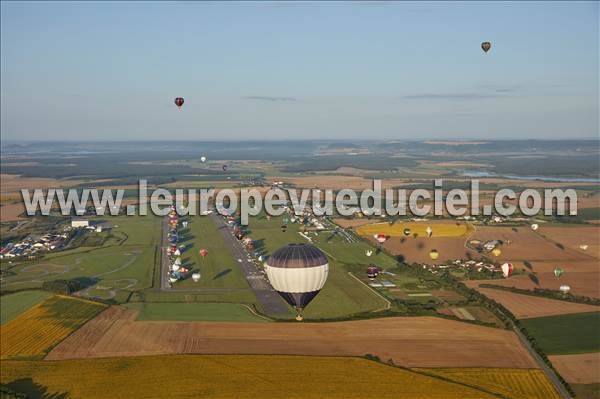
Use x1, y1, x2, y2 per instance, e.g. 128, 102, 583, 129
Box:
1, 1, 598, 140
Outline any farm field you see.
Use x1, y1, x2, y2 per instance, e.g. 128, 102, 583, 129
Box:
0, 290, 51, 324
549, 352, 600, 384
355, 221, 473, 238
47, 313, 537, 368
124, 302, 268, 322
468, 286, 600, 318
469, 226, 590, 263
382, 236, 475, 264
414, 368, 560, 399
0, 295, 105, 359
469, 259, 600, 299
0, 355, 500, 399
520, 312, 600, 354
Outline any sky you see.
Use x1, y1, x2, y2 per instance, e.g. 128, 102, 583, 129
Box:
1, 1, 598, 141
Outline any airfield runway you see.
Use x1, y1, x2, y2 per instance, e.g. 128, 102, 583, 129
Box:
208, 211, 289, 316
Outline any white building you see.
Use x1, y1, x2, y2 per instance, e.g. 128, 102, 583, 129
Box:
71, 219, 89, 228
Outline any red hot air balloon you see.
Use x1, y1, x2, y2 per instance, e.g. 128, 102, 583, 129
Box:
374, 234, 387, 244
199, 249, 208, 258
501, 262, 514, 278
366, 266, 379, 280
174, 97, 184, 110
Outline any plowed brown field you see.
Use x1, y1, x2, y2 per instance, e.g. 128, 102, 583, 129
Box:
549, 353, 600, 384
47, 307, 537, 369
468, 287, 600, 319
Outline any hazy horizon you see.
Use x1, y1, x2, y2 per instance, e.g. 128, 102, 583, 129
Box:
2, 1, 598, 141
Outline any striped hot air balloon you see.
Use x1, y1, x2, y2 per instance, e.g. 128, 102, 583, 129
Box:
264, 244, 328, 321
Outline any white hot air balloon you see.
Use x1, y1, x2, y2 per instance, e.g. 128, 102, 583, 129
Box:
579, 244, 588, 251
200, 156, 207, 163
192, 272, 201, 282
559, 284, 571, 294
365, 250, 373, 257
426, 226, 433, 237
172, 264, 180, 272
264, 244, 328, 321
531, 223, 539, 231
501, 262, 514, 278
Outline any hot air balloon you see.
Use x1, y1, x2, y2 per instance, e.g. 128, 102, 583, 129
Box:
192, 273, 201, 282
172, 264, 180, 272
199, 249, 208, 258
492, 247, 502, 257
554, 267, 564, 278
579, 244, 588, 251
366, 266, 379, 280
429, 249, 439, 260
174, 257, 182, 265
282, 217, 289, 225
559, 284, 571, 294
174, 97, 184, 109
403, 228, 411, 237
222, 164, 228, 172
531, 223, 539, 231
426, 226, 433, 237
200, 156, 207, 163
374, 234, 387, 244
264, 244, 328, 321
481, 41, 491, 53
365, 250, 373, 257
501, 262, 514, 278
281, 224, 288, 232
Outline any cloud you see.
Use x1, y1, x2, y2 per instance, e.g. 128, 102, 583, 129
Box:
402, 93, 506, 100
243, 96, 298, 102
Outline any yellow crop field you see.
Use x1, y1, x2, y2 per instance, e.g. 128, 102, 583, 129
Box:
0, 355, 500, 399
415, 368, 560, 399
356, 222, 473, 238
0, 295, 106, 359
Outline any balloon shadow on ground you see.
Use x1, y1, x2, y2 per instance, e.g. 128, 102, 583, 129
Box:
213, 269, 232, 280
528, 273, 540, 286
5, 378, 70, 399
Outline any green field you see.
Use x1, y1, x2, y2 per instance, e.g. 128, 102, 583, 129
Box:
0, 290, 51, 324
0, 215, 160, 302
125, 302, 268, 322
521, 312, 600, 354
246, 213, 395, 319
170, 215, 251, 291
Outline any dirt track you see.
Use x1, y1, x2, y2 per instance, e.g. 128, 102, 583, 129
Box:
548, 353, 600, 384
47, 307, 537, 369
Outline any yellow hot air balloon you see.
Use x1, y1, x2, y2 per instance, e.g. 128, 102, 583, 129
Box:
492, 247, 502, 257
429, 249, 439, 260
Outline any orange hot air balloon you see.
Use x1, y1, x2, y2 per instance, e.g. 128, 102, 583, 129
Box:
199, 248, 208, 258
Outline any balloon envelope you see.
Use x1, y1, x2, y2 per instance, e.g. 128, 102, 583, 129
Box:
501, 263, 514, 278
403, 228, 411, 237
264, 244, 328, 320
481, 41, 491, 53
554, 267, 564, 278
429, 249, 439, 260
174, 97, 184, 109
374, 234, 387, 243
492, 247, 502, 257
531, 224, 539, 231
200, 156, 207, 163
